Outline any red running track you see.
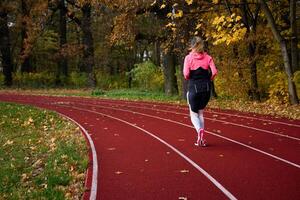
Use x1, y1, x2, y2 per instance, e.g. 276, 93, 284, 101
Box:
0, 93, 300, 200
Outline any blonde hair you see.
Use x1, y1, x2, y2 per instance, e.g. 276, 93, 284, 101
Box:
190, 36, 205, 53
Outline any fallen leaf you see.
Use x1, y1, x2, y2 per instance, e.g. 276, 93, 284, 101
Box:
32, 159, 42, 167
179, 169, 189, 173
21, 173, 29, 182
3, 140, 14, 146
178, 197, 188, 200
30, 146, 36, 150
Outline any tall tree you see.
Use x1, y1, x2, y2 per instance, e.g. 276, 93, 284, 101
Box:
259, 0, 299, 104
81, 2, 95, 87
20, 0, 33, 73
56, 0, 68, 85
0, 7, 13, 86
240, 0, 261, 101
65, 0, 96, 87
162, 48, 178, 95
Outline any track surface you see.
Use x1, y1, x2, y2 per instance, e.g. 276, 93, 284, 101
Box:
0, 93, 300, 200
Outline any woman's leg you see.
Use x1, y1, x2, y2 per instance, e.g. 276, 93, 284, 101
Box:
198, 109, 205, 141
188, 92, 207, 146
187, 92, 201, 133
189, 108, 201, 133
198, 109, 204, 130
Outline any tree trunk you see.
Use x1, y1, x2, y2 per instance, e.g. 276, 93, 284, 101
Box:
290, 0, 299, 72
0, 10, 13, 86
260, 0, 299, 104
281, 41, 299, 104
178, 56, 188, 99
81, 3, 96, 87
162, 50, 178, 96
56, 0, 68, 85
240, 0, 260, 101
20, 0, 33, 73
248, 42, 260, 101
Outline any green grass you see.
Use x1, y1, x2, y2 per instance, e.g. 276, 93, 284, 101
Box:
92, 88, 182, 102
0, 102, 88, 199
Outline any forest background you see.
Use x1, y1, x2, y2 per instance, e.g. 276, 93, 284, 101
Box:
0, 0, 300, 106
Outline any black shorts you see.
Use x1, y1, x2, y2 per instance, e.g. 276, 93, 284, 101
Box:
187, 80, 211, 112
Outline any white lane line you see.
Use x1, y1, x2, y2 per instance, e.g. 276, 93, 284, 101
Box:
91, 99, 300, 128
67, 102, 300, 169
56, 114, 98, 200
73, 101, 300, 141
207, 110, 300, 128
63, 105, 238, 200
208, 118, 300, 141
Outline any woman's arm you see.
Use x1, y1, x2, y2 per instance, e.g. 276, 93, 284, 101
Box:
209, 57, 218, 80
183, 56, 190, 80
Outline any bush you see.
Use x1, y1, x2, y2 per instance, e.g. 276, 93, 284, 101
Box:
13, 72, 56, 88
293, 70, 300, 99
69, 72, 88, 88
95, 70, 128, 90
267, 72, 289, 104
130, 61, 164, 91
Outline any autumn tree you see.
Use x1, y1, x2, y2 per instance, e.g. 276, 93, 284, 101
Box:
57, 0, 68, 84
20, 0, 33, 73
0, 1, 13, 86
259, 0, 299, 104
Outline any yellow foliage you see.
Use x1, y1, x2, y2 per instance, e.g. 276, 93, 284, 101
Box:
195, 24, 202, 29
167, 12, 172, 18
160, 4, 166, 9
174, 10, 183, 18
185, 0, 193, 5
209, 14, 247, 46
293, 71, 300, 97
166, 22, 175, 28
267, 72, 289, 105
236, 16, 242, 21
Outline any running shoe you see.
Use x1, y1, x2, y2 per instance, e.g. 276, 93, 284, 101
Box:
195, 129, 207, 147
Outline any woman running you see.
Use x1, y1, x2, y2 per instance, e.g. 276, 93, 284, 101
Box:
183, 36, 218, 147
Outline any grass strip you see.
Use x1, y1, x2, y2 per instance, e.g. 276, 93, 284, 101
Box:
0, 102, 88, 200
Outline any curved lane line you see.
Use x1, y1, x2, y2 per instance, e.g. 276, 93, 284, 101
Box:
62, 105, 238, 200
58, 114, 98, 200
74, 101, 300, 141
67, 102, 300, 169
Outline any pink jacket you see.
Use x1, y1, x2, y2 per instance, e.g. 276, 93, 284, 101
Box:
183, 51, 218, 80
